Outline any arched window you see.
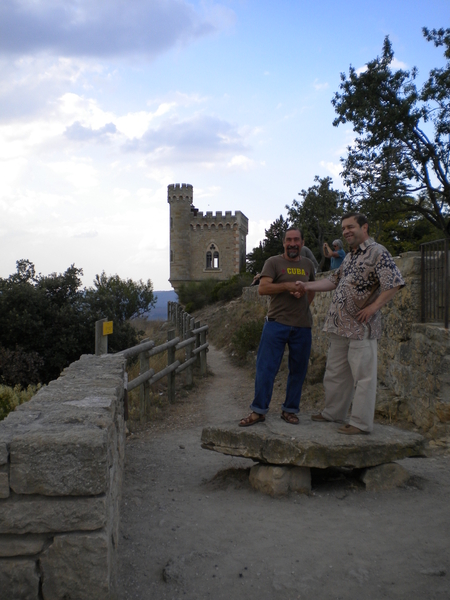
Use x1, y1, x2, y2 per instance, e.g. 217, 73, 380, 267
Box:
206, 243, 220, 269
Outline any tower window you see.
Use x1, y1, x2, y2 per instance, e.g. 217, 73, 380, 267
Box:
206, 243, 220, 269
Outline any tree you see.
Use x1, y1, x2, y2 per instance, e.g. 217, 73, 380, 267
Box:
84, 272, 156, 352
246, 215, 288, 274
332, 28, 450, 238
0, 261, 156, 385
286, 176, 350, 270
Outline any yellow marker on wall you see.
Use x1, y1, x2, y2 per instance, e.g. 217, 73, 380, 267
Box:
103, 321, 113, 336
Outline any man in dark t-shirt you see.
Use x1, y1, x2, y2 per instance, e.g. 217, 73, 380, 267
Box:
239, 228, 315, 426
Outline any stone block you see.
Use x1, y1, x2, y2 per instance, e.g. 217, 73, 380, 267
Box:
249, 464, 311, 496
10, 428, 108, 496
0, 557, 40, 599
41, 532, 112, 600
249, 464, 290, 496
0, 441, 7, 466
0, 471, 9, 498
0, 534, 47, 557
0, 495, 106, 534
288, 466, 311, 494
360, 462, 411, 491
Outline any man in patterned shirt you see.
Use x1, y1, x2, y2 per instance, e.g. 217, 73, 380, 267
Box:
296, 213, 405, 434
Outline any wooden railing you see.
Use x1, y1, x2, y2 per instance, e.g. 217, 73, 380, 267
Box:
93, 304, 208, 422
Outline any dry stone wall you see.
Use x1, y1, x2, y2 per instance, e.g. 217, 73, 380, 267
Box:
243, 251, 450, 438
0, 353, 126, 600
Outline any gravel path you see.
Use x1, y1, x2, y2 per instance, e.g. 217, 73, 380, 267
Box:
117, 346, 450, 600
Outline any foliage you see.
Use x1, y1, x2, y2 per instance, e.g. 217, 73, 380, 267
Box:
178, 274, 253, 312
84, 272, 156, 352
212, 273, 254, 302
0, 384, 42, 421
332, 28, 450, 238
246, 216, 288, 274
286, 176, 351, 270
0, 260, 156, 386
178, 279, 219, 312
0, 346, 44, 387
231, 319, 264, 360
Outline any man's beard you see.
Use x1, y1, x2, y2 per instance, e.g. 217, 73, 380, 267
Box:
286, 245, 300, 258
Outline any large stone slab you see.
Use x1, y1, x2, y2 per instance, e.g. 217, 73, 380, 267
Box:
0, 495, 106, 534
201, 415, 426, 469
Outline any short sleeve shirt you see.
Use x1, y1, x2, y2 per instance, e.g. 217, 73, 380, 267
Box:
323, 238, 405, 339
330, 249, 346, 270
261, 254, 315, 328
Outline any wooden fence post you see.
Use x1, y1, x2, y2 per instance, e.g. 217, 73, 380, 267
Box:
167, 329, 176, 403
185, 319, 194, 387
139, 338, 150, 422
200, 328, 207, 376
95, 318, 108, 356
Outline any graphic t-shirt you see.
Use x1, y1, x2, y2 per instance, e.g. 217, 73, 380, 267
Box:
260, 254, 315, 328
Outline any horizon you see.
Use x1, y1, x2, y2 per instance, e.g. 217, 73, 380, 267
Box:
1, 0, 448, 290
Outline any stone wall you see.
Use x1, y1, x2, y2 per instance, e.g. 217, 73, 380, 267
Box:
0, 353, 126, 600
243, 252, 450, 437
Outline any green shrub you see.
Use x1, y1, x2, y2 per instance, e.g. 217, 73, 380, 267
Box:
0, 384, 42, 421
231, 319, 264, 359
178, 274, 254, 312
177, 279, 220, 311
213, 273, 254, 302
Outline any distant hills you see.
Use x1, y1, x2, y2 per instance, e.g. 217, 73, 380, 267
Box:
147, 290, 178, 320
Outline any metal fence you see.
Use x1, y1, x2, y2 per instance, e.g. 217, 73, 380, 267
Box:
421, 239, 449, 329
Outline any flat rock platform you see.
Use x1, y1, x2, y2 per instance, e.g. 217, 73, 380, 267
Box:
201, 415, 426, 470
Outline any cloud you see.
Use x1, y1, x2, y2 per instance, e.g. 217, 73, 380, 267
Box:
313, 79, 329, 91
64, 121, 117, 142
0, 0, 218, 59
227, 155, 257, 170
124, 114, 249, 163
320, 160, 342, 178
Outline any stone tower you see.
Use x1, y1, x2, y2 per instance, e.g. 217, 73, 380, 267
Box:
167, 183, 248, 292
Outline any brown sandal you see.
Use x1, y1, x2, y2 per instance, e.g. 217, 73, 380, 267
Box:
281, 412, 299, 425
239, 413, 265, 427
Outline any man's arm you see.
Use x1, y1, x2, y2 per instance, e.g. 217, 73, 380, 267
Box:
297, 279, 337, 293
258, 276, 303, 296
356, 286, 401, 323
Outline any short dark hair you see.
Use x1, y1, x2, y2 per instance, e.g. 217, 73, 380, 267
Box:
341, 212, 369, 233
284, 227, 304, 241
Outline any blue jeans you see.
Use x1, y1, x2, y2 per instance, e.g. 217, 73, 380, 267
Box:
250, 320, 312, 415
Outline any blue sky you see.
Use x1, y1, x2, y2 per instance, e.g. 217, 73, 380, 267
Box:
1, 0, 448, 290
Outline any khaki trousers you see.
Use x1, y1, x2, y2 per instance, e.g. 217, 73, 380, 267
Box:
322, 331, 378, 432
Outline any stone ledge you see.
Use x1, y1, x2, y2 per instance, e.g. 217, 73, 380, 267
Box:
201, 415, 425, 469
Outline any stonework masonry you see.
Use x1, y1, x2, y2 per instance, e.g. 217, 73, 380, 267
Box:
0, 353, 126, 600
243, 251, 450, 439
167, 183, 248, 292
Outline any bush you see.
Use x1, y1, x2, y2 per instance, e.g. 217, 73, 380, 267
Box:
0, 384, 42, 421
178, 274, 254, 312
231, 319, 264, 360
0, 346, 44, 387
177, 279, 219, 312
213, 273, 254, 302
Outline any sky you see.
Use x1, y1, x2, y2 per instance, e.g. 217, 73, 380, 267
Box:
1, 0, 449, 291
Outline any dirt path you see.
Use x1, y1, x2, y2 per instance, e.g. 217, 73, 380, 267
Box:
117, 346, 450, 600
